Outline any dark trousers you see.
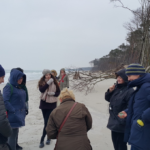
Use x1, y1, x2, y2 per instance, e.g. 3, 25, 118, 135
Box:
0, 143, 11, 150
8, 128, 19, 150
40, 109, 53, 143
111, 131, 127, 150
131, 146, 139, 150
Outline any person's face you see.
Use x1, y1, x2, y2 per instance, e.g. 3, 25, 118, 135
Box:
61, 70, 65, 76
127, 75, 140, 81
0, 76, 5, 84
59, 98, 63, 103
45, 74, 51, 80
18, 77, 23, 85
117, 76, 125, 84
51, 72, 55, 76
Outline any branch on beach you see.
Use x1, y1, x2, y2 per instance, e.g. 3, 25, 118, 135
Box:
67, 64, 126, 95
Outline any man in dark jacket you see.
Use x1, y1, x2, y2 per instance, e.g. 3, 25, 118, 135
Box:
119, 64, 150, 150
105, 69, 134, 150
0, 65, 12, 150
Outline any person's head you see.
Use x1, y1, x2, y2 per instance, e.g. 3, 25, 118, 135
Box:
58, 88, 75, 103
115, 69, 128, 84
10, 69, 24, 86
51, 70, 57, 77
126, 64, 146, 81
0, 65, 5, 84
38, 69, 59, 89
60, 68, 66, 76
11, 67, 26, 85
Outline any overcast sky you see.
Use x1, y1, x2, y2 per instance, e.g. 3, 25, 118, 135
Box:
0, 0, 140, 70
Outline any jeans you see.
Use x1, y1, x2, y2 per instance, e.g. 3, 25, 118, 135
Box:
8, 128, 19, 150
111, 131, 127, 150
40, 109, 53, 143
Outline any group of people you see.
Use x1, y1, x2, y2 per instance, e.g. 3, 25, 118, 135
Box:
0, 63, 150, 150
105, 64, 150, 150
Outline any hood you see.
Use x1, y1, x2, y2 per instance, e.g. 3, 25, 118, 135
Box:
10, 69, 25, 87
128, 73, 150, 88
116, 69, 128, 83
10, 68, 26, 85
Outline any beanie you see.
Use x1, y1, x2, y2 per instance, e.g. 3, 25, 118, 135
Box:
0, 65, 5, 77
42, 69, 51, 75
126, 64, 146, 76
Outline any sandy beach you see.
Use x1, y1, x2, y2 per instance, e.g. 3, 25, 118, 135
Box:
0, 79, 131, 150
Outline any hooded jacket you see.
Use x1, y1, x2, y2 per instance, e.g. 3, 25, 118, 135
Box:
105, 69, 134, 133
0, 91, 12, 144
46, 99, 92, 150
3, 69, 27, 128
124, 73, 150, 150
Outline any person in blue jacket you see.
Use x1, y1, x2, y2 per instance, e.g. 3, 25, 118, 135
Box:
118, 64, 150, 150
3, 69, 27, 150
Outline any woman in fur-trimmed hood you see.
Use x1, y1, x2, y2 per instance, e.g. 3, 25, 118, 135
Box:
46, 88, 92, 150
58, 68, 69, 91
38, 69, 60, 148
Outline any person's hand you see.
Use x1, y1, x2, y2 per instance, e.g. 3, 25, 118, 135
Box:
109, 85, 115, 92
118, 111, 127, 119
47, 78, 54, 85
26, 110, 29, 115
48, 92, 55, 96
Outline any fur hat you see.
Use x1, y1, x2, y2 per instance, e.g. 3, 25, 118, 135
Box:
51, 70, 57, 77
58, 88, 75, 101
42, 69, 51, 76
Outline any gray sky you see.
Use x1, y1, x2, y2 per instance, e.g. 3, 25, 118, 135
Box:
0, 0, 140, 70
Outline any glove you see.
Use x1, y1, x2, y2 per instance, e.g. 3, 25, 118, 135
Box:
47, 78, 54, 85
48, 92, 55, 96
26, 110, 29, 115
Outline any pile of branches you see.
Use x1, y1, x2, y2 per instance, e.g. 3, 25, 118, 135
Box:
67, 64, 126, 94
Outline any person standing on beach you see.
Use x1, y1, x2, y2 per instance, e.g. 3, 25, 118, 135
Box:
118, 64, 150, 150
51, 70, 59, 80
3, 69, 27, 150
46, 88, 92, 150
10, 68, 29, 150
59, 68, 69, 91
38, 69, 60, 148
0, 65, 12, 150
105, 69, 134, 150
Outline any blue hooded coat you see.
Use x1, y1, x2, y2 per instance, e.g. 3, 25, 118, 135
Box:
124, 73, 150, 150
3, 69, 26, 128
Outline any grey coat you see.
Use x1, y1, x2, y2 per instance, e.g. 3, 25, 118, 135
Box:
59, 75, 69, 91
0, 91, 12, 144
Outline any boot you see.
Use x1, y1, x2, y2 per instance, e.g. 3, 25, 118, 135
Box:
16, 144, 23, 150
46, 139, 51, 145
39, 141, 44, 148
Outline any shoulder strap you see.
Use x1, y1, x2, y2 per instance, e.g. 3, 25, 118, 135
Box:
7, 83, 13, 102
54, 102, 77, 150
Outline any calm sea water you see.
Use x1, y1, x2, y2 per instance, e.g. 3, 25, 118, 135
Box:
4, 70, 43, 83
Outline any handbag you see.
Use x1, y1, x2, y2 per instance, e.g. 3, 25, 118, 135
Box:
54, 102, 78, 150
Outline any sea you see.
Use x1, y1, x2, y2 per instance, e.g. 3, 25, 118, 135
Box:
4, 70, 43, 83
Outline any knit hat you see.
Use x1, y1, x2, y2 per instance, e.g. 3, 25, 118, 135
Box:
126, 64, 146, 76
42, 69, 51, 75
0, 65, 5, 77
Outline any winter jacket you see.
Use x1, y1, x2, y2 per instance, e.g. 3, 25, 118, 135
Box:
59, 75, 69, 91
3, 69, 27, 128
105, 69, 134, 133
124, 73, 150, 150
0, 91, 12, 144
46, 99, 92, 150
39, 83, 60, 110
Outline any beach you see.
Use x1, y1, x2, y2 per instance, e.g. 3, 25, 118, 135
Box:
0, 79, 130, 150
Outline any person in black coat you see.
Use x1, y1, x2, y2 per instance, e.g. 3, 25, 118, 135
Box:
105, 69, 134, 150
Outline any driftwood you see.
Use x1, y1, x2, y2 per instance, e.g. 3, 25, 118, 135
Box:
68, 64, 126, 95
